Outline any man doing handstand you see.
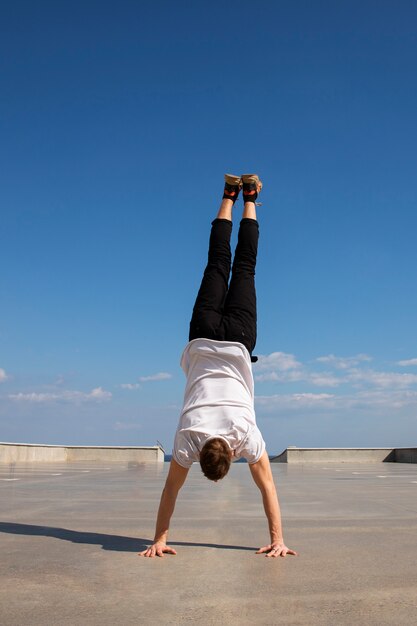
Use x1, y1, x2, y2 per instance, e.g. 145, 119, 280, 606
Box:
140, 174, 297, 559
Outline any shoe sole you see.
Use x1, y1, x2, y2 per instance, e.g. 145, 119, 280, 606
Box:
224, 173, 242, 187
241, 174, 263, 192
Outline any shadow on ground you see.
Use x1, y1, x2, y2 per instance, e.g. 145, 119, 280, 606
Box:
0, 522, 257, 553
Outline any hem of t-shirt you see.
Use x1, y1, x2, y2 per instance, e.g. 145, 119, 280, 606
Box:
182, 337, 251, 361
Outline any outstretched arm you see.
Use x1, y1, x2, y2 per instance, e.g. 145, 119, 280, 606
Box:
249, 451, 298, 558
139, 458, 189, 557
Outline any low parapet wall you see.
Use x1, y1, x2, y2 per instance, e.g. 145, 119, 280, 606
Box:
394, 448, 417, 463
0, 442, 164, 464
271, 447, 417, 463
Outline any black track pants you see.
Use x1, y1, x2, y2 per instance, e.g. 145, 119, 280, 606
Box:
189, 218, 259, 359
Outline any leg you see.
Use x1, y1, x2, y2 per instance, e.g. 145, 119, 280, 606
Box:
222, 200, 259, 354
188, 199, 234, 342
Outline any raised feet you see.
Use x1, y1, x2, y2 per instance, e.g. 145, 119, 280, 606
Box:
217, 173, 262, 221
241, 174, 263, 206
223, 173, 242, 204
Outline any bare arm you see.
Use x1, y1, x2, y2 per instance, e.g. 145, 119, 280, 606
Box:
139, 459, 189, 557
249, 451, 297, 558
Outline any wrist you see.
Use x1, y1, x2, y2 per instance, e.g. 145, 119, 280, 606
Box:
271, 535, 284, 544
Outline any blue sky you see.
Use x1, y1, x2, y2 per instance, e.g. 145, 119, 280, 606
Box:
1, 0, 417, 453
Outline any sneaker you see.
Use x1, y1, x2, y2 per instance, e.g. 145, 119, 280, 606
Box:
241, 174, 262, 205
223, 173, 242, 203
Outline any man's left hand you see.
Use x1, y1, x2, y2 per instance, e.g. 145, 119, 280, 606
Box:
256, 543, 298, 558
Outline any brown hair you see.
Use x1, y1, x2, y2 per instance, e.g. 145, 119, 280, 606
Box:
200, 437, 231, 481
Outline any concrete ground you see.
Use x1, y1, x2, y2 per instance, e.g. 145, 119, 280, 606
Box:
1, 461, 417, 626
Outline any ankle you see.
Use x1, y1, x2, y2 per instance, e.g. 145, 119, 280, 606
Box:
242, 186, 259, 205
223, 182, 241, 204
242, 174, 262, 206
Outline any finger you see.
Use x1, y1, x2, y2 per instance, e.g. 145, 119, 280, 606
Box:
156, 548, 164, 557
256, 546, 271, 554
165, 547, 177, 555
268, 548, 280, 558
287, 549, 298, 556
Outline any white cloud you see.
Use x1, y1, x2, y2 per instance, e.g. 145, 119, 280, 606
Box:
347, 368, 417, 389
138, 372, 172, 382
256, 388, 417, 415
113, 421, 142, 431
8, 387, 112, 404
256, 392, 335, 410
308, 372, 343, 387
0, 368, 8, 383
315, 354, 372, 369
397, 358, 417, 367
253, 348, 417, 422
255, 350, 417, 392
255, 352, 309, 384
255, 352, 301, 372
8, 392, 53, 403
255, 369, 304, 383
353, 389, 417, 409
89, 387, 112, 400
255, 372, 280, 382
255, 352, 343, 387
120, 372, 172, 388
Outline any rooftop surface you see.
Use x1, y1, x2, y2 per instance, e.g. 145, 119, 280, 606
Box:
1, 461, 417, 625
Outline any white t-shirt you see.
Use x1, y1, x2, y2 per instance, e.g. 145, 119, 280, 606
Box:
173, 338, 265, 468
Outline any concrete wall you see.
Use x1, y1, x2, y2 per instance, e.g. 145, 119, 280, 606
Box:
3, 443, 416, 464
394, 448, 417, 463
271, 448, 288, 463
0, 443, 164, 464
271, 447, 398, 463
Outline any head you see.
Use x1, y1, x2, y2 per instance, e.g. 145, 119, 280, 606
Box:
199, 437, 232, 482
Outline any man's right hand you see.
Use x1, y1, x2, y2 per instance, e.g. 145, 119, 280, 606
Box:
139, 541, 177, 558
